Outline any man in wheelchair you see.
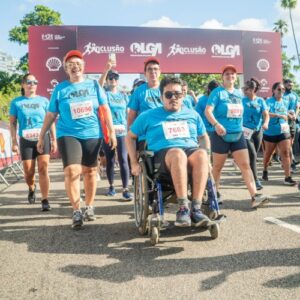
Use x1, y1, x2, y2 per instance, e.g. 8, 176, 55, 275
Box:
126, 76, 211, 227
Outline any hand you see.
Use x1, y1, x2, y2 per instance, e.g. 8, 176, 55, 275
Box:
262, 123, 268, 130
51, 139, 57, 154
280, 115, 288, 121
215, 123, 226, 136
37, 138, 44, 154
106, 60, 114, 71
12, 141, 19, 154
109, 133, 117, 150
131, 161, 141, 176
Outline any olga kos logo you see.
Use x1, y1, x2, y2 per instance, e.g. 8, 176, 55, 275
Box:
130, 42, 162, 56
211, 44, 240, 58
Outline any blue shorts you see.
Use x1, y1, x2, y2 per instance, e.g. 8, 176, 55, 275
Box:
210, 131, 247, 154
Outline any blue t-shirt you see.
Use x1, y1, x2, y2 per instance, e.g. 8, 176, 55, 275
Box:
284, 91, 299, 112
195, 95, 213, 132
182, 95, 195, 109
106, 91, 129, 137
207, 86, 243, 133
130, 107, 206, 153
48, 79, 107, 139
264, 97, 289, 136
242, 96, 267, 130
9, 95, 49, 138
128, 83, 162, 114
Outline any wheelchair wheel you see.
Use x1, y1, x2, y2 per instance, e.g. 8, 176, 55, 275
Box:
209, 223, 219, 239
134, 161, 150, 235
150, 226, 159, 245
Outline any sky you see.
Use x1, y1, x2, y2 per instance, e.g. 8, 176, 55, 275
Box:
1, 0, 300, 87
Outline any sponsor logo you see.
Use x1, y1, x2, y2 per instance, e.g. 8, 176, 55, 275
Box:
130, 42, 162, 57
260, 78, 270, 93
211, 44, 240, 58
47, 79, 59, 94
167, 43, 206, 57
82, 42, 124, 56
42, 34, 65, 41
46, 57, 62, 72
252, 38, 272, 45
257, 59, 270, 72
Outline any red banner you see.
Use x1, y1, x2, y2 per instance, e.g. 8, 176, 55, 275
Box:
29, 26, 282, 98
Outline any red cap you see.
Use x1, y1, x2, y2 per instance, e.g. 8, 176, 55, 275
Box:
144, 56, 160, 70
64, 50, 83, 63
222, 64, 237, 74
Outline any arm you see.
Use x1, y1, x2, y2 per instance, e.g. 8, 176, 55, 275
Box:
205, 105, 226, 136
49, 122, 57, 153
125, 130, 140, 176
198, 133, 211, 152
262, 110, 269, 130
101, 104, 117, 149
37, 112, 57, 154
189, 90, 198, 105
127, 109, 137, 128
98, 60, 113, 88
268, 112, 288, 121
9, 116, 19, 153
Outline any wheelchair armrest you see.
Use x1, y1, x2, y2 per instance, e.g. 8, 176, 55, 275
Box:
139, 150, 154, 158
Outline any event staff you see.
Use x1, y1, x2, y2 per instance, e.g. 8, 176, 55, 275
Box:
242, 78, 269, 190
37, 50, 117, 229
9, 73, 56, 211
98, 60, 132, 200
126, 76, 211, 227
205, 65, 268, 208
262, 82, 296, 186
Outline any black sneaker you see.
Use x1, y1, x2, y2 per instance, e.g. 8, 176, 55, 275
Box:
41, 199, 51, 211
284, 176, 297, 186
72, 210, 83, 229
262, 170, 268, 181
28, 185, 36, 204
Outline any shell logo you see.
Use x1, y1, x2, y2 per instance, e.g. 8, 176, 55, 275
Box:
46, 57, 62, 72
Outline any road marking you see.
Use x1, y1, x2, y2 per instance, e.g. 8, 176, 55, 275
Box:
264, 217, 300, 234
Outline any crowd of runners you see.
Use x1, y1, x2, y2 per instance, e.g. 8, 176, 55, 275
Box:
8, 49, 299, 229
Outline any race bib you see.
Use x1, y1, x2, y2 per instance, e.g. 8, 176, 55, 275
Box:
162, 121, 190, 140
70, 101, 93, 119
242, 127, 254, 140
227, 104, 243, 118
114, 124, 126, 135
22, 128, 41, 141
280, 123, 289, 133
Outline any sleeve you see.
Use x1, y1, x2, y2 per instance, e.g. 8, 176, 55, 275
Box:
196, 114, 206, 136
130, 112, 147, 137
48, 87, 59, 113
95, 81, 108, 106
207, 89, 219, 107
9, 99, 17, 117
127, 89, 139, 111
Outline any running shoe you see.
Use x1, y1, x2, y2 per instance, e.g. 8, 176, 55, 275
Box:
84, 206, 96, 221
191, 202, 211, 227
175, 206, 191, 227
284, 176, 297, 186
106, 186, 116, 196
255, 180, 263, 190
72, 210, 83, 229
273, 155, 280, 163
122, 190, 133, 201
28, 185, 36, 204
41, 199, 51, 211
262, 170, 268, 181
251, 194, 269, 209
291, 163, 297, 174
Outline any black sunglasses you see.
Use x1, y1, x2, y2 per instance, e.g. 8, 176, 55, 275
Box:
164, 91, 183, 100
26, 80, 38, 85
108, 75, 119, 81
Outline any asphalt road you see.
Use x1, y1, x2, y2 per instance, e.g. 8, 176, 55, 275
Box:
0, 158, 299, 299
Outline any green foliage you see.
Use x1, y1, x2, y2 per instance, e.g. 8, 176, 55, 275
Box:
0, 86, 21, 122
281, 0, 297, 9
9, 5, 62, 45
273, 19, 288, 38
180, 74, 222, 97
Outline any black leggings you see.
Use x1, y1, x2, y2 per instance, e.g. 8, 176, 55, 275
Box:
246, 129, 262, 181
103, 136, 130, 188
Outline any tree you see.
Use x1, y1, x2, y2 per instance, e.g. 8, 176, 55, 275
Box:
8, 5, 63, 71
273, 19, 288, 38
281, 0, 300, 66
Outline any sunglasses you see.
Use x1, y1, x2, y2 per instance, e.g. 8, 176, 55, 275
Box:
26, 80, 38, 85
108, 75, 119, 81
164, 91, 183, 100
276, 88, 285, 92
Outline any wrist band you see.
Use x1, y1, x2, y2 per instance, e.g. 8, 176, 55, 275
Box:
213, 122, 218, 127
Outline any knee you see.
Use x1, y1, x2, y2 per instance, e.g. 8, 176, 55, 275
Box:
64, 166, 81, 179
82, 167, 97, 177
166, 148, 187, 164
281, 149, 290, 158
38, 162, 48, 176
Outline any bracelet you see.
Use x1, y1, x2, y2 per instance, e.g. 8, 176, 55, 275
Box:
213, 122, 218, 127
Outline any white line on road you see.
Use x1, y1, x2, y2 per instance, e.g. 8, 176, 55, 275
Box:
264, 217, 300, 234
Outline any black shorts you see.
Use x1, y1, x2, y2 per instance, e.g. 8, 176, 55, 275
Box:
263, 133, 291, 143
57, 136, 102, 168
154, 147, 200, 176
20, 134, 51, 161
210, 131, 247, 154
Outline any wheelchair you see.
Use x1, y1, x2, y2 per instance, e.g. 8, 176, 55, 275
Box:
133, 150, 225, 245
